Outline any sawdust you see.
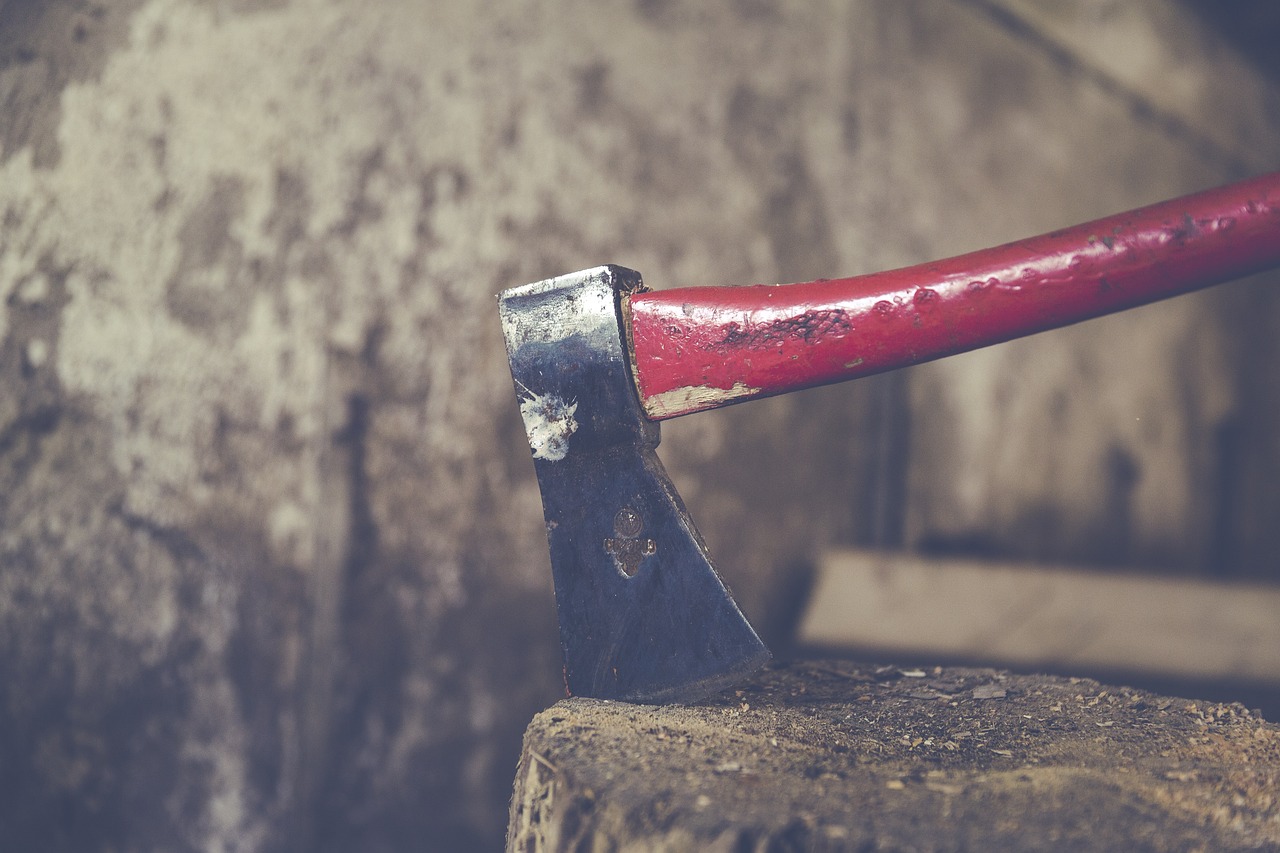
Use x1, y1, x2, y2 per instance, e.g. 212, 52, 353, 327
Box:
509, 660, 1280, 851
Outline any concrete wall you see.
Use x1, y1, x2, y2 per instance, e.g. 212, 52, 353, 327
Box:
0, 1, 1276, 849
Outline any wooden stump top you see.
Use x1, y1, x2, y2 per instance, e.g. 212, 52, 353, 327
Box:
509, 661, 1280, 851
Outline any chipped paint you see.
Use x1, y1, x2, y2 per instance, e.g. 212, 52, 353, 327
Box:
629, 173, 1280, 420
643, 381, 762, 419
518, 389, 579, 461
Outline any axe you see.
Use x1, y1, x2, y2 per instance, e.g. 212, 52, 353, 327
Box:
498, 172, 1280, 704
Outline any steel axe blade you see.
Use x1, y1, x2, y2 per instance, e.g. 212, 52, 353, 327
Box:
499, 266, 770, 704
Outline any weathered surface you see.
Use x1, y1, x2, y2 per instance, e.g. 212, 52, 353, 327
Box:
510, 661, 1280, 851
894, 2, 1280, 576
1, 1, 1278, 851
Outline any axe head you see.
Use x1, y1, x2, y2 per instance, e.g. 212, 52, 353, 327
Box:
499, 265, 770, 703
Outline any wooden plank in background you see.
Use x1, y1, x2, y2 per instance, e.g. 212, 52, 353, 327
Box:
799, 549, 1280, 683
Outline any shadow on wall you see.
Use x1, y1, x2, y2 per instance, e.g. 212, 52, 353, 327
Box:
1184, 0, 1280, 81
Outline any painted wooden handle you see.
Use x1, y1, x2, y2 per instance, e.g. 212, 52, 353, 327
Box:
626, 171, 1280, 420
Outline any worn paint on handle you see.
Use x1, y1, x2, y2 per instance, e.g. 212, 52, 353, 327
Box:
627, 172, 1280, 420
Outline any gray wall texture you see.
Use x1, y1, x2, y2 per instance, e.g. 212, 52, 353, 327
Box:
1, 0, 1278, 850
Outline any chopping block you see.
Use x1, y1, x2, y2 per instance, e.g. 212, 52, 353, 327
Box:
507, 661, 1280, 852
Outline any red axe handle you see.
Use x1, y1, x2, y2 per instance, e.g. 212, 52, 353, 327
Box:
627, 172, 1280, 420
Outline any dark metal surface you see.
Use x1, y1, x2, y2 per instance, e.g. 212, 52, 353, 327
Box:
499, 266, 770, 703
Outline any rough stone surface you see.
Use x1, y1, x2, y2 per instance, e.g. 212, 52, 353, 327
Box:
509, 660, 1280, 852
0, 1, 1278, 851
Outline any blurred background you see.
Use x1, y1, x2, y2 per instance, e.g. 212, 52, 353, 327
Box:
1, 0, 1278, 850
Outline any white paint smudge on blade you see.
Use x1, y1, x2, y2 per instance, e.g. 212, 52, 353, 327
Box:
518, 390, 578, 461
